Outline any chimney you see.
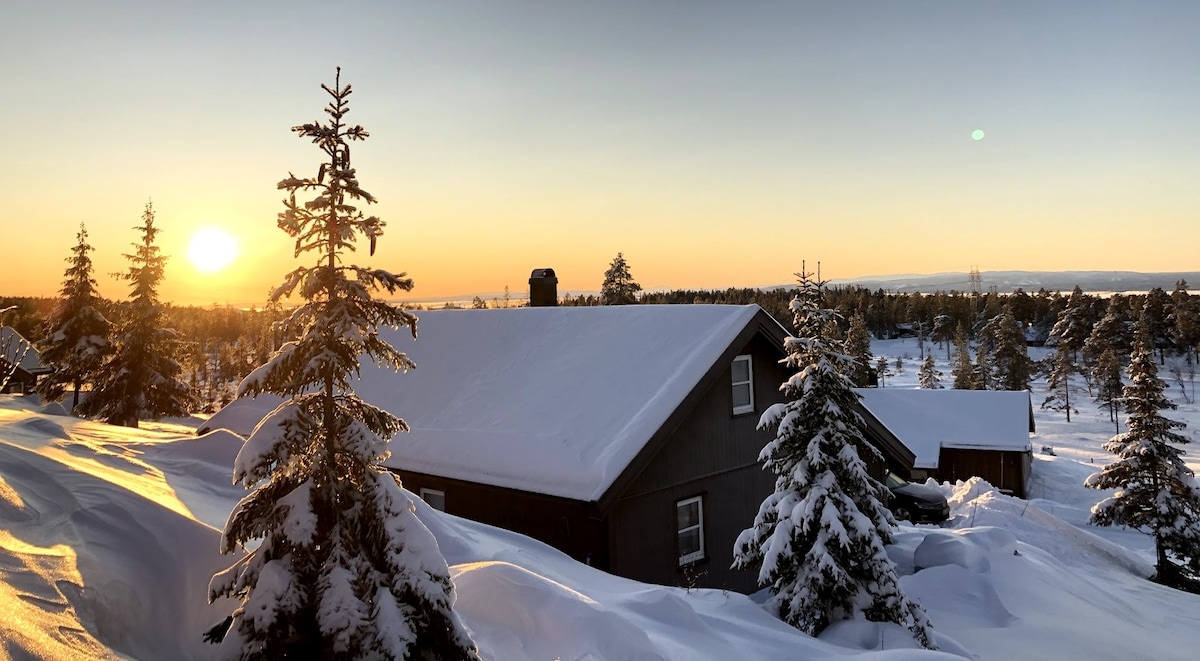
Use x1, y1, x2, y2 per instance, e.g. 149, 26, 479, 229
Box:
528, 268, 558, 307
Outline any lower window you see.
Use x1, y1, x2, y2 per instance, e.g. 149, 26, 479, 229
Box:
677, 496, 705, 565
420, 488, 446, 512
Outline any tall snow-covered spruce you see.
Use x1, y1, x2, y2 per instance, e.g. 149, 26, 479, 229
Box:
1086, 322, 1200, 588
732, 267, 935, 648
209, 70, 479, 660
75, 204, 192, 427
36, 223, 112, 411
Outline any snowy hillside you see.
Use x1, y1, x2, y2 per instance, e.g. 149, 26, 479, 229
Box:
1, 337, 1199, 659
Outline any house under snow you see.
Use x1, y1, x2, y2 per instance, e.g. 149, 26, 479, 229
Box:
202, 303, 794, 592
1, 326, 50, 394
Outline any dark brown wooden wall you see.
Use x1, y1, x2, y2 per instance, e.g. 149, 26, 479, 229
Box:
934, 448, 1031, 498
390, 470, 610, 569
608, 332, 786, 593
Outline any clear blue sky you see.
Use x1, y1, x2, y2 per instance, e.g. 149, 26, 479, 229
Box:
3, 1, 1197, 306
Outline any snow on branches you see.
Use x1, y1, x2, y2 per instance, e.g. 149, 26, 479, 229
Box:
733, 266, 935, 648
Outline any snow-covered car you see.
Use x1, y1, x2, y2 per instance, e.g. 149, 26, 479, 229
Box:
885, 471, 949, 523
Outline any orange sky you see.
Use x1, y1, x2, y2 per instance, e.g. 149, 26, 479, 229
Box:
3, 2, 1198, 308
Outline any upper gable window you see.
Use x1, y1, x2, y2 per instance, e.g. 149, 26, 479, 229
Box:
732, 354, 754, 414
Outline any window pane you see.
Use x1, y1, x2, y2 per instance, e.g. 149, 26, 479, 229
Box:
678, 501, 699, 529
421, 490, 446, 512
732, 358, 749, 382
678, 528, 701, 557
732, 383, 751, 408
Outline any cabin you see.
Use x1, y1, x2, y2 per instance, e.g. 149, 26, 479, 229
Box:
199, 272, 952, 593
854, 388, 1036, 497
203, 301, 800, 592
1, 327, 50, 394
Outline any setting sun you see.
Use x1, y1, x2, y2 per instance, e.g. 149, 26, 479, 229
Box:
187, 227, 238, 273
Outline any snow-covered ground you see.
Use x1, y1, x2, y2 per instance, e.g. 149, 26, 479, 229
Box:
1, 336, 1199, 660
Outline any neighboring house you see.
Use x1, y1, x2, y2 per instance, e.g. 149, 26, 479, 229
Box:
1, 326, 51, 394
854, 388, 1036, 498
202, 303, 794, 593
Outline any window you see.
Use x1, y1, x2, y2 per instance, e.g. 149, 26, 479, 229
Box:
677, 496, 705, 565
731, 354, 754, 414
420, 488, 446, 512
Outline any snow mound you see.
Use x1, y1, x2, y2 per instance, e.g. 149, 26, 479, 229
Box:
943, 477, 1151, 576
0, 417, 234, 660
452, 561, 663, 661
145, 428, 244, 468
39, 401, 69, 416
913, 527, 1017, 573
820, 619, 973, 659
13, 416, 71, 441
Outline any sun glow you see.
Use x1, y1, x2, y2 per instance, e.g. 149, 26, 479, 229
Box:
187, 227, 238, 273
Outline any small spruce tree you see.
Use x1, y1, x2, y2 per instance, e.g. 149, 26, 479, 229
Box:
1092, 346, 1124, 432
1084, 295, 1133, 366
76, 204, 193, 427
36, 223, 112, 410
979, 306, 1032, 391
600, 252, 642, 305
1042, 340, 1082, 422
874, 355, 892, 387
951, 327, 975, 390
208, 69, 478, 660
918, 352, 943, 389
1086, 333, 1200, 586
843, 313, 873, 387
732, 267, 935, 648
1048, 286, 1093, 364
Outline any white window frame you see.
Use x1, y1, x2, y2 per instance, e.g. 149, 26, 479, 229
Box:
420, 488, 446, 512
677, 496, 706, 566
731, 354, 754, 415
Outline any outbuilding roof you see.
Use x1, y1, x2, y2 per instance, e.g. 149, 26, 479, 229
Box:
853, 388, 1035, 469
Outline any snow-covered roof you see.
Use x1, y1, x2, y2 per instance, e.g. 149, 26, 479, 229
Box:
1, 326, 46, 373
207, 305, 770, 501
854, 388, 1034, 469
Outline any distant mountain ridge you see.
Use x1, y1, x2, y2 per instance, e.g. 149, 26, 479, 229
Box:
827, 270, 1200, 294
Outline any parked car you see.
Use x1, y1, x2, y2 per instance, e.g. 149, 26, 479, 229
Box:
885, 471, 950, 523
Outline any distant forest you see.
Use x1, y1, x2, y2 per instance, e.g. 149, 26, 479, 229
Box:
4, 278, 1198, 413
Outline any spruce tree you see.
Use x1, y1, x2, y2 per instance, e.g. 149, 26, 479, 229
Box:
972, 348, 996, 390
874, 355, 891, 387
36, 224, 112, 410
76, 204, 193, 427
1086, 331, 1200, 586
1048, 285, 1093, 363
951, 326, 975, 390
1084, 295, 1133, 367
843, 312, 873, 387
979, 306, 1032, 391
918, 352, 943, 389
209, 69, 479, 660
1093, 346, 1124, 432
600, 252, 641, 305
932, 313, 954, 361
1142, 287, 1174, 364
1041, 344, 1081, 421
1170, 281, 1199, 364
733, 267, 935, 648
